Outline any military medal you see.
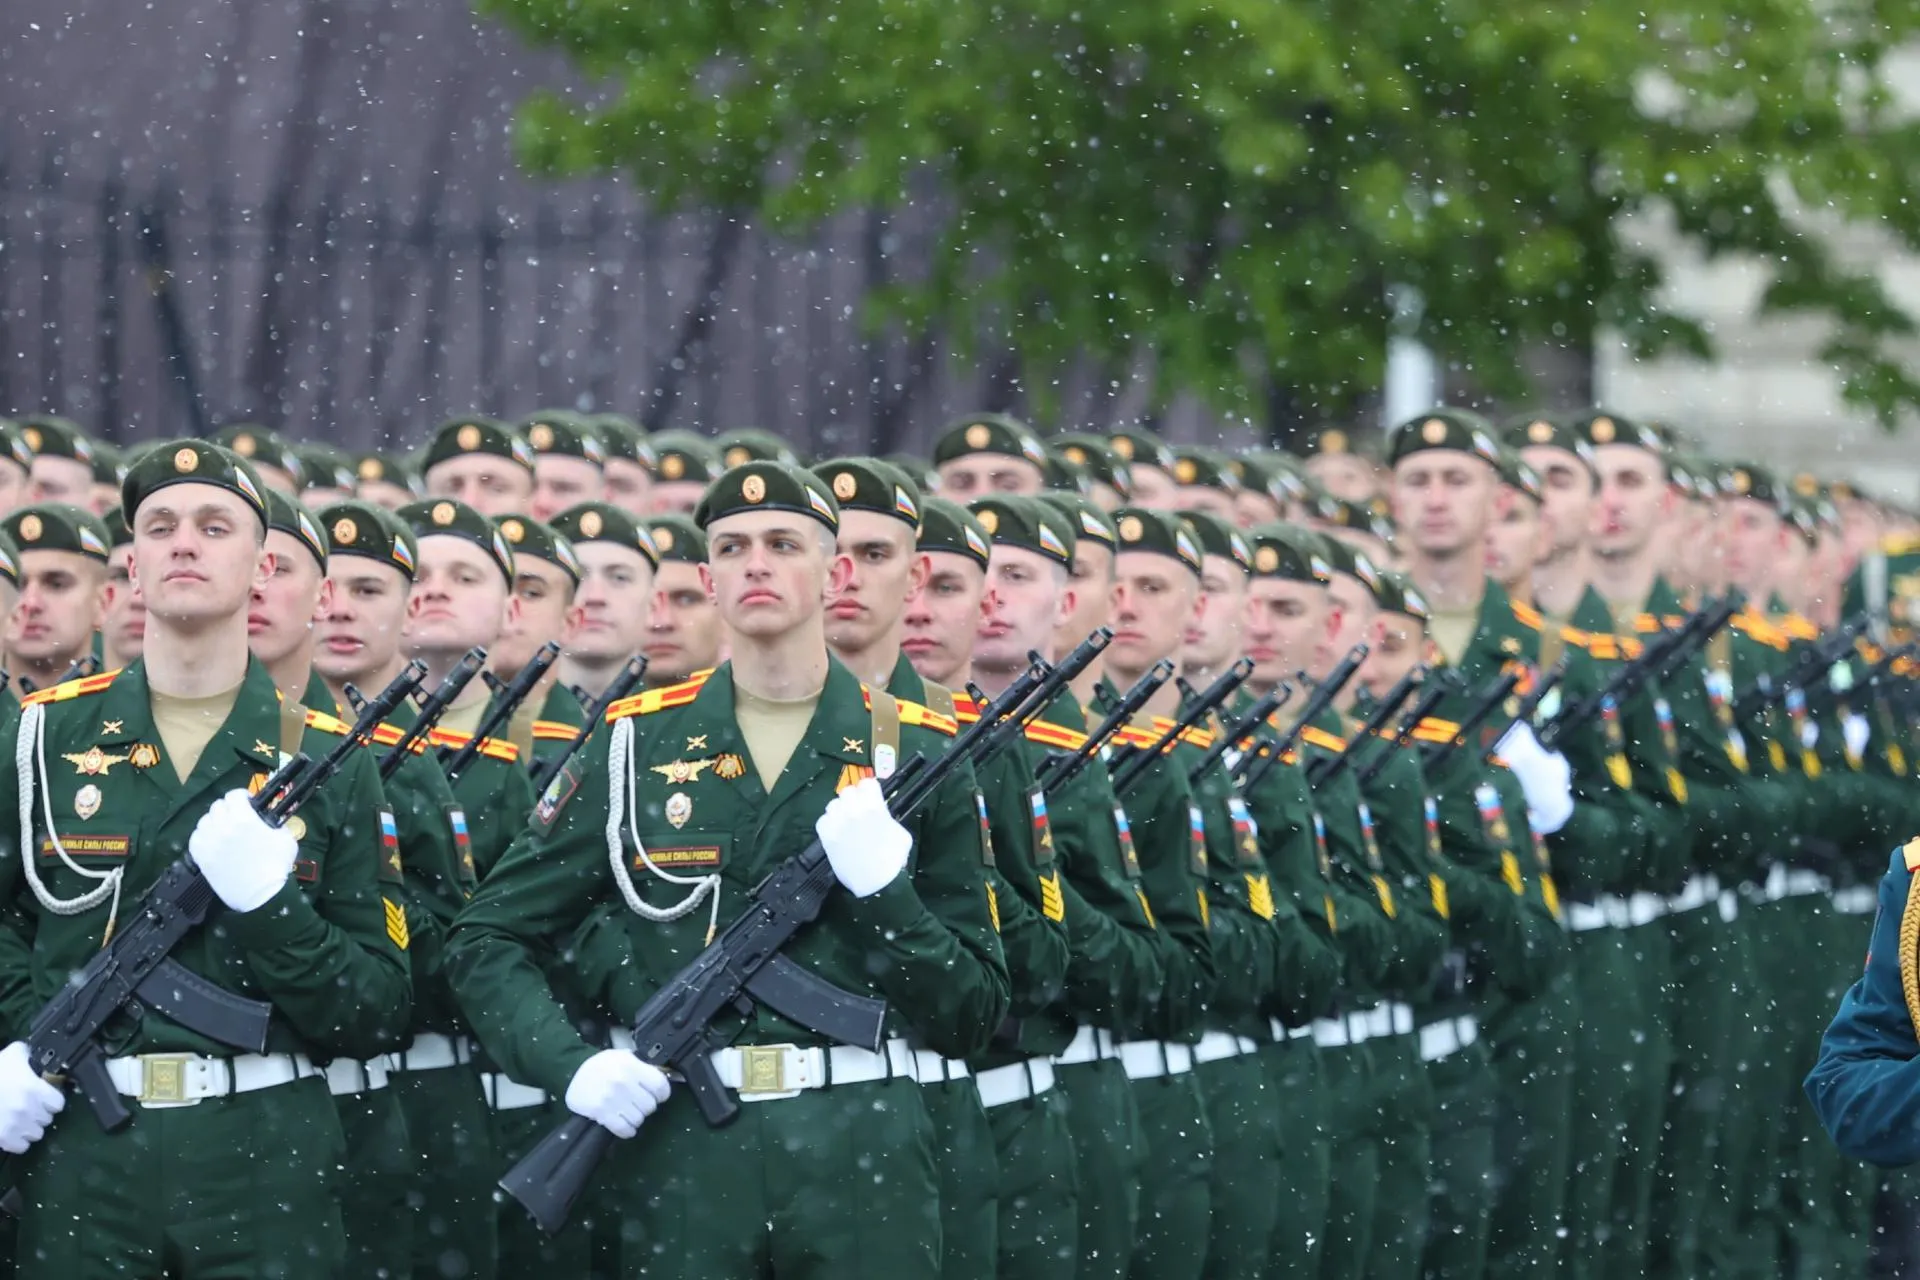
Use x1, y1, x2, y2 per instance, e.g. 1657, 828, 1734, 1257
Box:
286, 816, 307, 842
63, 746, 128, 777
651, 759, 713, 786
128, 743, 160, 771
74, 784, 101, 820
665, 792, 692, 829
711, 753, 745, 781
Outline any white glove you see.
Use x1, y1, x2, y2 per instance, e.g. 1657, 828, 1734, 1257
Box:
815, 777, 911, 897
0, 1041, 63, 1156
1494, 722, 1575, 837
564, 1049, 671, 1139
1843, 713, 1872, 760
188, 790, 298, 913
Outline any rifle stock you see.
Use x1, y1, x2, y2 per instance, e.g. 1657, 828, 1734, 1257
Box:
381, 649, 487, 781
444, 642, 560, 781
1111, 658, 1252, 794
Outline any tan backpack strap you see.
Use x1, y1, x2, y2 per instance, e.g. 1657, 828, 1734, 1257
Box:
868, 689, 903, 779
919, 681, 957, 723
280, 700, 309, 757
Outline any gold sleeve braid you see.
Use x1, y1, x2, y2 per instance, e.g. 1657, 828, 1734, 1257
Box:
1903, 841, 1920, 1038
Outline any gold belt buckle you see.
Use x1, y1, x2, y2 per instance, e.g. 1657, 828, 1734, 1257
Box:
138, 1054, 199, 1106
737, 1044, 795, 1096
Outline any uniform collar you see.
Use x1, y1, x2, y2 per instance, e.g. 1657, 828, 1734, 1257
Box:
86, 657, 284, 822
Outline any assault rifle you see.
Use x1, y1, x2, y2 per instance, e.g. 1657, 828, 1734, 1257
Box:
377, 651, 486, 781
530, 656, 650, 795
1236, 643, 1369, 792
1354, 677, 1455, 787
1110, 659, 1253, 795
1417, 669, 1521, 770
1731, 613, 1867, 723
1305, 664, 1427, 790
443, 642, 560, 782
1033, 659, 1175, 793
1186, 683, 1292, 785
1534, 598, 1739, 750
499, 655, 1059, 1233
1481, 659, 1570, 763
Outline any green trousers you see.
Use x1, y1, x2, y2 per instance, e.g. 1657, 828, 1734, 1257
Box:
1262, 1035, 1330, 1278
1360, 1030, 1432, 1280
337, 1085, 416, 1279
1711, 893, 1789, 1280
985, 1076, 1080, 1279
1483, 967, 1578, 1280
1649, 898, 1733, 1279
391, 1065, 498, 1280
1196, 1051, 1282, 1280
1127, 1066, 1214, 1280
1057, 1057, 1145, 1280
494, 1098, 595, 1276
921, 1075, 1000, 1280
1558, 927, 1650, 1278
1315, 1039, 1379, 1280
610, 1077, 940, 1278
18, 1076, 347, 1278
1601, 917, 1675, 1280
1418, 1027, 1498, 1280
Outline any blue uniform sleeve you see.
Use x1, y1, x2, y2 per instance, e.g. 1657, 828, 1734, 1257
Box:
1805, 848, 1920, 1167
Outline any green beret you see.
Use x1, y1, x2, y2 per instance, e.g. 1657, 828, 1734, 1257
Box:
717, 428, 801, 469
1493, 448, 1544, 504
317, 500, 420, 580
1786, 489, 1839, 544
213, 424, 302, 482
551, 502, 661, 569
399, 498, 516, 586
100, 506, 133, 552
1718, 461, 1786, 509
495, 515, 581, 585
4, 503, 111, 564
261, 489, 329, 571
694, 461, 840, 533
0, 528, 19, 588
1232, 454, 1308, 506
644, 514, 707, 565
1039, 448, 1094, 496
352, 451, 424, 495
1371, 569, 1430, 623
292, 443, 356, 493
883, 454, 941, 495
422, 417, 534, 475
518, 411, 606, 468
1170, 447, 1241, 493
1296, 424, 1380, 460
931, 413, 1048, 469
811, 457, 922, 530
1106, 427, 1175, 473
969, 495, 1074, 567
1176, 508, 1254, 575
1502, 413, 1597, 471
86, 441, 124, 489
1037, 491, 1118, 552
1111, 506, 1202, 576
917, 497, 993, 569
1665, 453, 1710, 502
650, 430, 723, 486
1384, 409, 1504, 468
1320, 495, 1396, 543
17, 415, 95, 465
1317, 533, 1383, 592
591, 415, 657, 469
1247, 523, 1333, 585
0, 419, 31, 474
1050, 433, 1133, 499
1567, 409, 1666, 456
121, 440, 268, 528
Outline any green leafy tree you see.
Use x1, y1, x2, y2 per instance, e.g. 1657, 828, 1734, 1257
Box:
483, 0, 1920, 426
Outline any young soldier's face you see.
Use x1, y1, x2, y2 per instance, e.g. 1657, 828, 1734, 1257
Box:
603, 459, 654, 517
936, 455, 1045, 501
1177, 487, 1236, 522
1717, 497, 1786, 594
1305, 453, 1378, 504
1125, 465, 1179, 510
9, 550, 104, 669
1184, 556, 1250, 675
826, 511, 927, 656
978, 545, 1072, 674
1053, 540, 1114, 657
701, 511, 847, 641
571, 543, 656, 665
648, 481, 708, 516
531, 456, 606, 524
1591, 446, 1672, 561
1323, 572, 1376, 672
250, 532, 332, 667
101, 544, 146, 665
0, 460, 28, 520
406, 537, 516, 655
28, 455, 91, 508
1390, 452, 1497, 558
356, 480, 415, 513
644, 560, 722, 683
1232, 490, 1284, 530
1520, 445, 1596, 561
903, 552, 987, 687
316, 558, 411, 685
1110, 551, 1201, 674
1244, 577, 1333, 688
127, 485, 272, 627
425, 456, 534, 519
1362, 610, 1429, 698
1484, 492, 1546, 591
496, 559, 581, 676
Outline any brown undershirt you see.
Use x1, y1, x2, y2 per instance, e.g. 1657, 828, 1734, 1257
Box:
734, 685, 822, 791
150, 682, 244, 784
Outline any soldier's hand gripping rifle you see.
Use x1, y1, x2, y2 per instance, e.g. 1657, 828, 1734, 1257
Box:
378, 650, 486, 781
498, 657, 1058, 1235
530, 655, 650, 796
442, 641, 561, 782
1354, 676, 1455, 788
1236, 643, 1369, 792
1034, 659, 1176, 794
1110, 659, 1253, 795
1304, 664, 1427, 790
15, 660, 423, 1144
1417, 668, 1522, 770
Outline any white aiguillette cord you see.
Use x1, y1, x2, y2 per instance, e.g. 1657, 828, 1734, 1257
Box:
605, 717, 722, 943
17, 702, 125, 942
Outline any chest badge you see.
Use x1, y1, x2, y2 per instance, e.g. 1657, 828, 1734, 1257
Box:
100, 720, 123, 736
74, 784, 102, 820
665, 791, 692, 829
686, 735, 708, 752
650, 759, 713, 785
128, 743, 161, 770
64, 747, 128, 777
711, 753, 746, 781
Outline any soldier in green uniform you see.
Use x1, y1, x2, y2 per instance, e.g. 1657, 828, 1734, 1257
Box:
421, 417, 537, 519
645, 431, 724, 516
551, 502, 661, 703
966, 494, 1165, 1280
488, 515, 588, 776
0, 419, 35, 519
99, 507, 143, 674
590, 414, 656, 519
1104, 430, 1181, 510
0, 441, 410, 1276
17, 416, 101, 509
291, 442, 358, 510
1, 505, 109, 693
520, 411, 609, 523
1049, 434, 1133, 511
932, 415, 1050, 500
715, 428, 802, 470
85, 443, 124, 520
354, 451, 425, 513
639, 514, 723, 687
